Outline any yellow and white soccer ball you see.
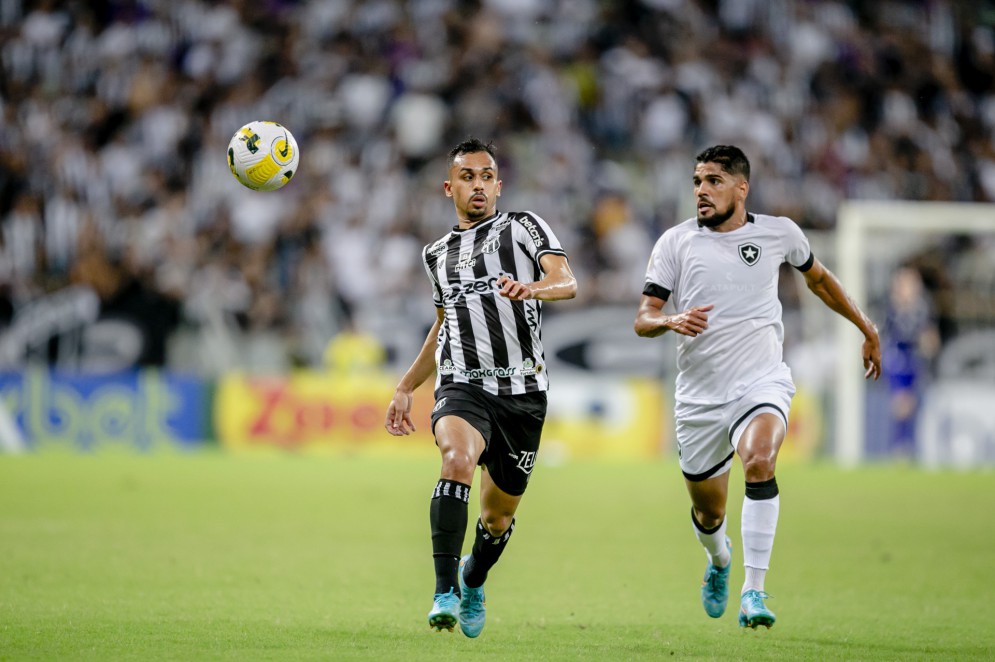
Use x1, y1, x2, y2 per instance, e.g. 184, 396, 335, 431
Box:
227, 121, 299, 191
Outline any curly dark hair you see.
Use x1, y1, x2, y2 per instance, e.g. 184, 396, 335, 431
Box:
695, 145, 751, 181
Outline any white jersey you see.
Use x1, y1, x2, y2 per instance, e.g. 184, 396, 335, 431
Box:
643, 213, 813, 405
423, 210, 568, 396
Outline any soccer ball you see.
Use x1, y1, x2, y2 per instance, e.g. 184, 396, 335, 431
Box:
227, 121, 300, 191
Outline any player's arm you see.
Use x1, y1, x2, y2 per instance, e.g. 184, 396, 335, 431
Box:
634, 294, 713, 338
496, 254, 577, 301
385, 308, 445, 436
801, 257, 882, 380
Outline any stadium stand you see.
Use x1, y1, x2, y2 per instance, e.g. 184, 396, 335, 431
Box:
0, 0, 993, 373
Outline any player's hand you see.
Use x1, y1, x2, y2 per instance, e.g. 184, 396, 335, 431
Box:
862, 328, 882, 380
669, 304, 714, 337
496, 275, 533, 301
385, 389, 416, 436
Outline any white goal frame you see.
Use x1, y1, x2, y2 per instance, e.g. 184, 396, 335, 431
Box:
835, 201, 995, 466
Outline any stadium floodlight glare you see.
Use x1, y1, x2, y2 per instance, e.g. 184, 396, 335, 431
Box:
835, 201, 995, 466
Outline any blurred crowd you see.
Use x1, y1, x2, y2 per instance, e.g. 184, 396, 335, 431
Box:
1, 0, 994, 370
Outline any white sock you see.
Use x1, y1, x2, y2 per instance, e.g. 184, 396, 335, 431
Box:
692, 513, 731, 568
741, 494, 779, 593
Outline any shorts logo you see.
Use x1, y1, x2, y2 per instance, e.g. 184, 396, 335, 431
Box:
738, 242, 761, 266
433, 397, 447, 413
482, 235, 501, 254
510, 450, 536, 475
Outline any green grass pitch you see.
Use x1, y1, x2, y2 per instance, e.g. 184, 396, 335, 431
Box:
1, 452, 993, 661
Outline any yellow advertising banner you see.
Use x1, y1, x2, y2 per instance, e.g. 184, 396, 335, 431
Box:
215, 371, 671, 459
780, 385, 823, 461
215, 371, 438, 455
540, 375, 670, 461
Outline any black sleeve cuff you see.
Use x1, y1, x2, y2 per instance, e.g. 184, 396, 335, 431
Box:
793, 252, 815, 272
642, 282, 671, 301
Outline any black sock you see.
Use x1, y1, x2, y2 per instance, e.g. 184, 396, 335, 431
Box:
462, 518, 515, 588
745, 477, 779, 500
430, 479, 470, 595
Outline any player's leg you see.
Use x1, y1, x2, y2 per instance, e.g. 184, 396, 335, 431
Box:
428, 415, 486, 632
456, 469, 521, 638
463, 467, 522, 586
734, 411, 785, 629
685, 471, 733, 617
457, 390, 543, 637
677, 400, 735, 617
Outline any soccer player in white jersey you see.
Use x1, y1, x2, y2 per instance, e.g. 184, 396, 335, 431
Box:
384, 138, 577, 636
634, 145, 881, 629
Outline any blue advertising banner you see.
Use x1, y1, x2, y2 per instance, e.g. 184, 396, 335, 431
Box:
0, 369, 211, 451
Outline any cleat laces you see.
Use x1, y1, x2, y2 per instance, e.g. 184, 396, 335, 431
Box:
704, 565, 729, 594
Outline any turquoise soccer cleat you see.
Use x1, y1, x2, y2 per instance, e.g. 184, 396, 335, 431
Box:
739, 589, 776, 629
428, 588, 460, 632
458, 554, 486, 638
701, 537, 732, 618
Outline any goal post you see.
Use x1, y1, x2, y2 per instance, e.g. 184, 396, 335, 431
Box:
835, 201, 995, 466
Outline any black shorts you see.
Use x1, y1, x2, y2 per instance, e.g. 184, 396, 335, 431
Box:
430, 382, 547, 497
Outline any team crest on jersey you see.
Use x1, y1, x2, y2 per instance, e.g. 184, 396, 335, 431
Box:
482, 235, 501, 254
738, 242, 761, 266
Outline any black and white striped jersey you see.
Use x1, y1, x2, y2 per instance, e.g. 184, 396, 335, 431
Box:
422, 210, 568, 396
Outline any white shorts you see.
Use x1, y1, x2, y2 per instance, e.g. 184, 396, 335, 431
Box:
674, 375, 795, 481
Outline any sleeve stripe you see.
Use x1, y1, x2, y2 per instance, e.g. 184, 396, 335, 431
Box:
535, 248, 567, 260
793, 251, 815, 272
643, 282, 671, 301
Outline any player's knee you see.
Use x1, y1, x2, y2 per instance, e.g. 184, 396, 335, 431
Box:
693, 505, 726, 529
480, 512, 513, 537
440, 448, 477, 481
741, 453, 776, 482
481, 517, 511, 538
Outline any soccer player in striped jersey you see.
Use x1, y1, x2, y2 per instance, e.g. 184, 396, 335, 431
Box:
634, 145, 881, 629
385, 138, 577, 636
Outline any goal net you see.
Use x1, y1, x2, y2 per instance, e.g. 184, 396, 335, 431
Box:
834, 202, 995, 468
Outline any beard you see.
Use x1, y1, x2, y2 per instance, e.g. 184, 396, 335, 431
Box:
464, 197, 492, 222
697, 202, 735, 228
